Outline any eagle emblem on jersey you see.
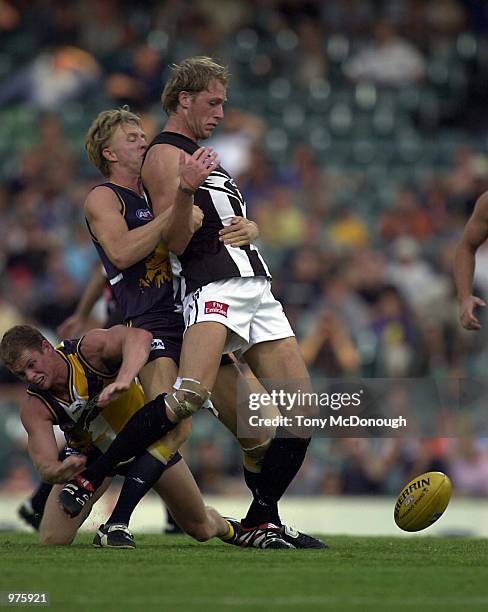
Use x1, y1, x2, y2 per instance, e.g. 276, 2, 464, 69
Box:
140, 242, 172, 289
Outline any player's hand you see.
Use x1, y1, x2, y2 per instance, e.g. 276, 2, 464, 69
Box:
459, 295, 486, 330
97, 381, 131, 407
191, 205, 204, 232
219, 217, 259, 247
57, 455, 87, 481
57, 314, 86, 338
179, 147, 219, 193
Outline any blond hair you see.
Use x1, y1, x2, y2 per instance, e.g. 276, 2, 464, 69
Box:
161, 56, 229, 115
85, 106, 142, 177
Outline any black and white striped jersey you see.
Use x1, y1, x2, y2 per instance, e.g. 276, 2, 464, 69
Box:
143, 131, 271, 295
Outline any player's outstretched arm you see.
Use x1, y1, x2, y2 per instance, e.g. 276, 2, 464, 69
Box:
20, 398, 86, 483
454, 191, 488, 330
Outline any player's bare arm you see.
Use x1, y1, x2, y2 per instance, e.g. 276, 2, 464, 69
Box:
219, 217, 259, 247
84, 186, 174, 270
454, 191, 488, 330
20, 398, 86, 483
142, 144, 218, 254
79, 326, 152, 407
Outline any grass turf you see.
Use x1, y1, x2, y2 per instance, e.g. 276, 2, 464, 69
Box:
0, 533, 487, 612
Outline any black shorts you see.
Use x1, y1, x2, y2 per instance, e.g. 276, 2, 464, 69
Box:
128, 310, 184, 365
128, 309, 235, 367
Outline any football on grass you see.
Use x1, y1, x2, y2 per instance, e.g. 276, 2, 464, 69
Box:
394, 471, 452, 532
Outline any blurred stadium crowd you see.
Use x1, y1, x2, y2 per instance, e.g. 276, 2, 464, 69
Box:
1, 0, 488, 500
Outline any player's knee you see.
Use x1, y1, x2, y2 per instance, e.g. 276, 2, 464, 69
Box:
184, 513, 215, 542
184, 519, 213, 542
165, 378, 210, 419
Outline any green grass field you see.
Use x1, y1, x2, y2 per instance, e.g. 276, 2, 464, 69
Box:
1, 533, 487, 612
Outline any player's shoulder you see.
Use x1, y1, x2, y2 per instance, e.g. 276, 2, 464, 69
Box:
77, 327, 109, 356
20, 392, 55, 428
84, 183, 121, 214
468, 191, 488, 224
78, 326, 125, 364
474, 190, 488, 211
143, 142, 179, 170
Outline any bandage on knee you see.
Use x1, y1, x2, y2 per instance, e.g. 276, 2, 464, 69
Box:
165, 378, 211, 420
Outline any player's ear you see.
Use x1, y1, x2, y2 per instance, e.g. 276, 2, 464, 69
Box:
41, 339, 53, 354
178, 91, 192, 109
102, 147, 117, 163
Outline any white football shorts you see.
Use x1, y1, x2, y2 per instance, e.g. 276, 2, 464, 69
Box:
182, 277, 294, 354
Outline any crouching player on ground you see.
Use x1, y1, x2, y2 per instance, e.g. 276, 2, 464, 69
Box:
0, 324, 237, 548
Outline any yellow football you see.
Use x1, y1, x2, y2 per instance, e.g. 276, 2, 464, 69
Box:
394, 471, 452, 532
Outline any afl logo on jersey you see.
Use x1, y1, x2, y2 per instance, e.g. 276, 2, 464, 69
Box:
136, 208, 153, 220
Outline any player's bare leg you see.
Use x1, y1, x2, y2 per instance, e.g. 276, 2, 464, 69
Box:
139, 357, 177, 398
139, 356, 192, 456
39, 478, 111, 545
240, 337, 327, 548
178, 322, 229, 389
152, 457, 291, 548
151, 459, 231, 542
163, 322, 228, 420
139, 355, 192, 534
169, 334, 294, 549
244, 336, 312, 399
213, 361, 273, 470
